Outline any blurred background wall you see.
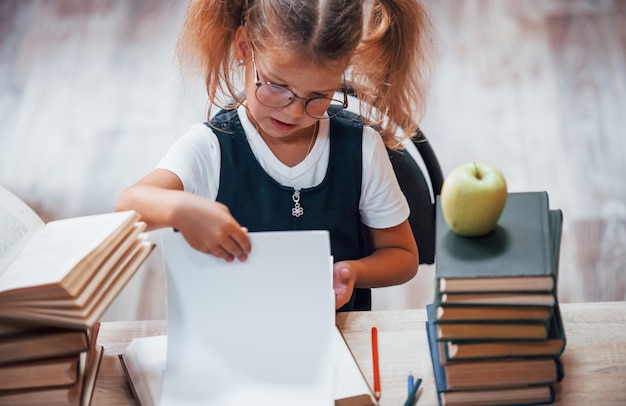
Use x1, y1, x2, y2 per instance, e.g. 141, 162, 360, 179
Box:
1, 0, 624, 319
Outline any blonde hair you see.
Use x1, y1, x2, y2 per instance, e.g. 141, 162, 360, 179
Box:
177, 0, 434, 149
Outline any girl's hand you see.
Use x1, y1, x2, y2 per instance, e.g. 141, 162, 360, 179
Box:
333, 261, 356, 309
115, 170, 251, 262
174, 197, 251, 262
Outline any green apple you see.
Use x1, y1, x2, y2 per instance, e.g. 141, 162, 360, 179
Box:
440, 162, 507, 237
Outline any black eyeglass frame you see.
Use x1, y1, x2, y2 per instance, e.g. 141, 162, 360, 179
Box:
250, 51, 348, 119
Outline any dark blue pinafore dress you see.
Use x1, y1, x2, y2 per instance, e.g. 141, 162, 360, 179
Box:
208, 109, 371, 311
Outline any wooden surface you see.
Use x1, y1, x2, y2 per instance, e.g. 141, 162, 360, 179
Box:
1, 0, 625, 314
92, 301, 626, 405
93, 320, 165, 405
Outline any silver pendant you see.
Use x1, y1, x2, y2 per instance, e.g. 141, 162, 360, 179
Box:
291, 189, 304, 217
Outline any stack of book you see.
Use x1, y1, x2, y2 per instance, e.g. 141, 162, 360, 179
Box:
0, 186, 154, 405
0, 321, 102, 405
426, 192, 566, 406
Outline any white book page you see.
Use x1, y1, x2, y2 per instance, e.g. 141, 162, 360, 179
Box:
0, 186, 45, 275
160, 230, 335, 406
333, 326, 376, 402
122, 335, 167, 406
124, 327, 373, 405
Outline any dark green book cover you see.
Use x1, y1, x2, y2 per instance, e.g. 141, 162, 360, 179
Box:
436, 192, 558, 293
548, 209, 563, 295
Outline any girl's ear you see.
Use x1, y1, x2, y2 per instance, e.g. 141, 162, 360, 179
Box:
234, 26, 250, 62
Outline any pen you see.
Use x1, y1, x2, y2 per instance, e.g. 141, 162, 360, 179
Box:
371, 326, 381, 400
403, 377, 422, 406
408, 371, 414, 396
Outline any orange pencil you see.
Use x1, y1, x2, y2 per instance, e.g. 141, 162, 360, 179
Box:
371, 326, 381, 400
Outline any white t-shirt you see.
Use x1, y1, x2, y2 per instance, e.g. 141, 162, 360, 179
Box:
157, 105, 409, 229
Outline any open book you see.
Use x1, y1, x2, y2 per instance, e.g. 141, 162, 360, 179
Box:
151, 229, 378, 406
0, 185, 148, 404
119, 326, 378, 406
0, 185, 154, 329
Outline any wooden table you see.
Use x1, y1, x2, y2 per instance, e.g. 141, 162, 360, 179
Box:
92, 301, 626, 405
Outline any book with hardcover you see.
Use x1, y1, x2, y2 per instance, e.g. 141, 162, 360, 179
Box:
428, 304, 564, 389
0, 355, 80, 391
119, 326, 378, 406
0, 347, 103, 406
442, 304, 566, 362
436, 319, 551, 341
435, 192, 557, 294
0, 185, 154, 329
436, 289, 556, 307
0, 322, 103, 406
426, 305, 560, 405
435, 304, 553, 322
436, 385, 555, 406
0, 326, 89, 365
435, 207, 563, 316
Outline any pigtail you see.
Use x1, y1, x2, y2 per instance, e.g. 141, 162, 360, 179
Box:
352, 0, 434, 149
176, 0, 248, 114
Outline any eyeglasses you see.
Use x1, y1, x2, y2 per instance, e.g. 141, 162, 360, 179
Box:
251, 52, 348, 119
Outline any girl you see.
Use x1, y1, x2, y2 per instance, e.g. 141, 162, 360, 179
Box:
116, 0, 433, 311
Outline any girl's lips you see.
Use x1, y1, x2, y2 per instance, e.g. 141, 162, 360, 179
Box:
270, 117, 296, 131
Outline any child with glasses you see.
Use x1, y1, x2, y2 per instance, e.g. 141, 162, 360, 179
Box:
116, 0, 434, 311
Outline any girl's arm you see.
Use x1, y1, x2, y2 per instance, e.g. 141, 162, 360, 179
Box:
333, 219, 418, 309
115, 169, 251, 262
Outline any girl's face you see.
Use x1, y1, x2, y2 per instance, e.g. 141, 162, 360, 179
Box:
236, 29, 346, 143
